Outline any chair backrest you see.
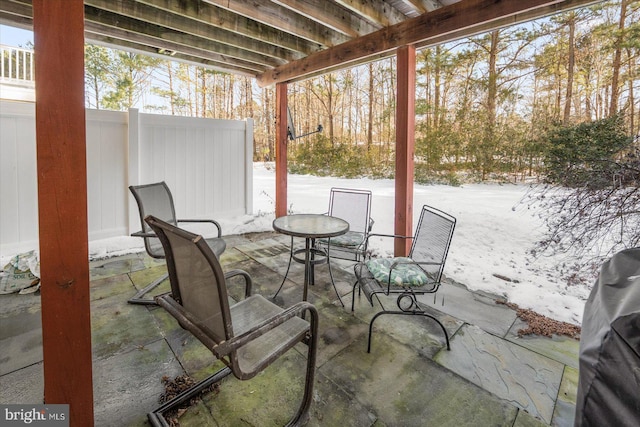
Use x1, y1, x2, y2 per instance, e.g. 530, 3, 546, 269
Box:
129, 182, 178, 258
328, 187, 372, 235
410, 205, 456, 284
144, 215, 233, 345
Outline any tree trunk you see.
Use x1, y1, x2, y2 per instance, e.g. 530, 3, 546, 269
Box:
610, 0, 628, 116
367, 63, 374, 151
201, 68, 207, 117
628, 49, 635, 135
265, 88, 273, 160
555, 56, 562, 120
328, 74, 335, 146
93, 75, 100, 109
483, 30, 499, 180
434, 45, 441, 129
167, 62, 175, 115
563, 13, 576, 123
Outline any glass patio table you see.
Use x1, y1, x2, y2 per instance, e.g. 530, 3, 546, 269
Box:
273, 214, 349, 303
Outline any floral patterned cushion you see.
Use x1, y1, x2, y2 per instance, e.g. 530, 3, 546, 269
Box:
320, 231, 364, 248
365, 257, 428, 287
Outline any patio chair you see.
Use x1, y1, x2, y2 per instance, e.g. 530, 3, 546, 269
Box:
144, 215, 319, 427
128, 181, 226, 305
316, 187, 374, 262
352, 205, 456, 353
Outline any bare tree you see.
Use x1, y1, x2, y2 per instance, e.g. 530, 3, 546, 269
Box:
524, 115, 639, 276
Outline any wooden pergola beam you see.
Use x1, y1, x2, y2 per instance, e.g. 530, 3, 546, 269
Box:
33, 0, 94, 425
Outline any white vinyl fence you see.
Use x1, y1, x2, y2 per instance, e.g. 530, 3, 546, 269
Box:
0, 100, 253, 257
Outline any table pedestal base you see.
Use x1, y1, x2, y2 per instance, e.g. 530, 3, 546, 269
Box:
272, 237, 343, 306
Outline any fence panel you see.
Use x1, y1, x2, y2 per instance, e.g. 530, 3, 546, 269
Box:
0, 102, 38, 255
135, 113, 252, 221
0, 100, 253, 258
86, 109, 129, 241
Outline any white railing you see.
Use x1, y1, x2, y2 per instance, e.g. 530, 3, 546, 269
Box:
0, 100, 254, 257
1, 45, 34, 84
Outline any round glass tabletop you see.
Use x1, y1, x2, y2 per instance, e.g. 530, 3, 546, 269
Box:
273, 214, 349, 238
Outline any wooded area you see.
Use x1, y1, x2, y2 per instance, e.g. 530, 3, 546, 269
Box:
83, 1, 639, 183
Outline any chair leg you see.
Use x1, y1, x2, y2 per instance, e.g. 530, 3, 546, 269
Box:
149, 308, 318, 427
351, 278, 382, 312
286, 305, 319, 427
367, 310, 450, 353
351, 281, 359, 312
325, 245, 344, 307
147, 366, 233, 427
273, 236, 295, 301
128, 272, 169, 306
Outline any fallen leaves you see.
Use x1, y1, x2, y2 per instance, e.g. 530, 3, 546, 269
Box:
497, 300, 581, 339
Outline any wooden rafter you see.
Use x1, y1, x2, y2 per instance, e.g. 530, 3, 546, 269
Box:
202, 0, 351, 47
272, 0, 381, 37
135, 0, 323, 55
86, 0, 300, 62
257, 0, 602, 86
84, 6, 281, 69
335, 0, 408, 26
401, 0, 444, 14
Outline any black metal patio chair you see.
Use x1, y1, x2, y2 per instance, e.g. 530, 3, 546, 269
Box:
144, 215, 319, 427
128, 181, 226, 305
352, 205, 456, 352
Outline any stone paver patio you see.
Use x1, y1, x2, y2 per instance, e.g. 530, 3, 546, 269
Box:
0, 231, 580, 426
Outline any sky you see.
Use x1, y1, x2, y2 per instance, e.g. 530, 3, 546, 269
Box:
0, 25, 32, 47
81, 163, 595, 327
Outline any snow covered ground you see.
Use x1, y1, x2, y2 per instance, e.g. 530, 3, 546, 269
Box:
11, 163, 596, 325
244, 164, 591, 325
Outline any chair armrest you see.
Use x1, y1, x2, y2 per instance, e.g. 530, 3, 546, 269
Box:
131, 230, 155, 238
368, 217, 375, 232
177, 219, 223, 238
156, 295, 318, 362
390, 260, 442, 269
360, 233, 413, 260
363, 232, 413, 248
215, 301, 318, 357
155, 294, 220, 349
223, 269, 253, 299
365, 232, 413, 241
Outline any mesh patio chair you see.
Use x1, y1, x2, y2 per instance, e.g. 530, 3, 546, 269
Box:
316, 187, 374, 262
128, 181, 226, 305
352, 205, 456, 353
145, 215, 319, 427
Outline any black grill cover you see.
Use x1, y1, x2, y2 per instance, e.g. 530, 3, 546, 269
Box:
575, 248, 640, 427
